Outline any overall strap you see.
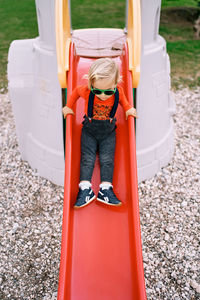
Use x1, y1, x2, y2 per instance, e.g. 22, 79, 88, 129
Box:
87, 88, 119, 121
109, 88, 119, 120
87, 91, 95, 120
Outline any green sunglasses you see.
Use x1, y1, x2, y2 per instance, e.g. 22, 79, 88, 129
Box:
91, 85, 117, 96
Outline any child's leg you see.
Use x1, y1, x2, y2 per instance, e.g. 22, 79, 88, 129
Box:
97, 131, 121, 206
74, 129, 97, 209
80, 128, 98, 182
98, 130, 115, 183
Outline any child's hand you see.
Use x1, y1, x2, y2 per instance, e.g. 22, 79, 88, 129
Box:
62, 106, 74, 118
126, 107, 138, 120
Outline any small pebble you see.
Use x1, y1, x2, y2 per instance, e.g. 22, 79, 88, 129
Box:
190, 280, 200, 293
181, 201, 187, 207
165, 233, 170, 241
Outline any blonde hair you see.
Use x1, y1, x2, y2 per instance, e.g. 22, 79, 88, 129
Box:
84, 58, 121, 89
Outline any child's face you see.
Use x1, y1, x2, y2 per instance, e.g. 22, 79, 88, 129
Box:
92, 78, 116, 101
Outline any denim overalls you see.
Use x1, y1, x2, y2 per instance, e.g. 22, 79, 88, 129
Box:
80, 89, 119, 183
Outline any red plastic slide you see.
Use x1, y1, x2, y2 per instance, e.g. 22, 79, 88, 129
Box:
57, 42, 147, 300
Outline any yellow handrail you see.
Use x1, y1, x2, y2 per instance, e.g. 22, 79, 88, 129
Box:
55, 0, 71, 88
55, 0, 141, 88
127, 0, 141, 88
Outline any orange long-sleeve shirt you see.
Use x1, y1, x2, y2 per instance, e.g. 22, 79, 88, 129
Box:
66, 85, 132, 120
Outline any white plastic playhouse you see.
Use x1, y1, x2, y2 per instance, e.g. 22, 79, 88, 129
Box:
7, 0, 175, 186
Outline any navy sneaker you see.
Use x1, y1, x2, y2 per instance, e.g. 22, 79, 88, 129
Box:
74, 188, 96, 209
97, 187, 122, 206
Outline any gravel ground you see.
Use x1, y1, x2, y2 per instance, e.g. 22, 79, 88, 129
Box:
0, 88, 199, 300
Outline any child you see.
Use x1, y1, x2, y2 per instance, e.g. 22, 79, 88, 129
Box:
62, 58, 137, 209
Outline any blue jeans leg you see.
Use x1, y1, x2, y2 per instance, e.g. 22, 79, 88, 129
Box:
99, 131, 116, 183
80, 127, 98, 182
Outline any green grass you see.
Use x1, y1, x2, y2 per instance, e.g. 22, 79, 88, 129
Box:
160, 1, 200, 89
0, 0, 199, 92
71, 0, 125, 29
162, 0, 199, 8
167, 39, 200, 88
0, 0, 38, 92
160, 24, 194, 40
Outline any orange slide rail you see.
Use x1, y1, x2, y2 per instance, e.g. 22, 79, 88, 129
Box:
127, 0, 141, 88
55, 0, 71, 88
57, 42, 146, 299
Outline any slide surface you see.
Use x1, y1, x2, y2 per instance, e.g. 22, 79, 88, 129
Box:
58, 42, 146, 300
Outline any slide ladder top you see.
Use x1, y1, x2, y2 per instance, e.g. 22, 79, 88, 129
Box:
55, 0, 141, 88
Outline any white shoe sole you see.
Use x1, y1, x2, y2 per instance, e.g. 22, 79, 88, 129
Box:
74, 195, 96, 209
96, 198, 122, 206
